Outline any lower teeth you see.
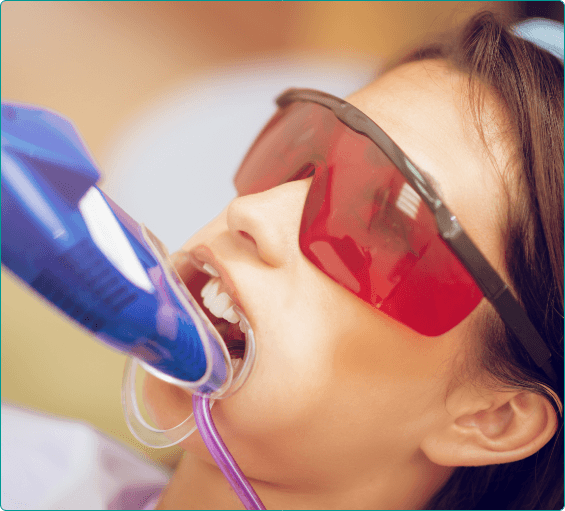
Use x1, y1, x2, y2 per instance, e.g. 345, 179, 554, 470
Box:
221, 306, 254, 397
226, 339, 245, 359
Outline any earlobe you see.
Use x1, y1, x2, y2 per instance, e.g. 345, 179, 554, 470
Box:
420, 387, 559, 467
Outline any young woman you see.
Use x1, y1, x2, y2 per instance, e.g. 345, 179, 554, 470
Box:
144, 11, 563, 509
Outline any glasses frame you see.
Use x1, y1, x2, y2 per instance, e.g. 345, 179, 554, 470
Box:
276, 88, 557, 386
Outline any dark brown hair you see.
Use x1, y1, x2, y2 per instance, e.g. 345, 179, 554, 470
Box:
392, 10, 563, 510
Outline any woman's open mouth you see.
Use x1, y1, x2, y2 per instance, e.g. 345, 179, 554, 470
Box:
184, 261, 247, 361
199, 275, 246, 359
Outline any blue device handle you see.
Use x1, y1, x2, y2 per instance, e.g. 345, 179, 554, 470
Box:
1, 102, 231, 395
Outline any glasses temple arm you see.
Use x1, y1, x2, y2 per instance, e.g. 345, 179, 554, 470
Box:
436, 207, 557, 385
491, 288, 558, 384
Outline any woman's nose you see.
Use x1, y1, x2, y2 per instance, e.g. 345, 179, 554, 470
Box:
226, 178, 312, 267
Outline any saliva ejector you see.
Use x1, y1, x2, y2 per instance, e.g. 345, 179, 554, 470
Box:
1, 102, 265, 510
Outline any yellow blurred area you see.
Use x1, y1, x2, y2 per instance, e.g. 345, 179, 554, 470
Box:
2, 1, 514, 468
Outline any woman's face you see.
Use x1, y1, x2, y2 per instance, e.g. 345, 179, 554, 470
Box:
144, 60, 510, 490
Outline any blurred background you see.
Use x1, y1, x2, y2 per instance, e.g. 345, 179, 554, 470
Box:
2, 1, 562, 472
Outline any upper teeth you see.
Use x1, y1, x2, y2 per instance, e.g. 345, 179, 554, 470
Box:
203, 263, 220, 277
200, 277, 240, 324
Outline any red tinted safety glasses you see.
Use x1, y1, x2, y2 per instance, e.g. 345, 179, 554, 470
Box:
234, 88, 557, 385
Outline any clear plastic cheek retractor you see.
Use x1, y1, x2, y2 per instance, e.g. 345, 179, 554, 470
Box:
1, 102, 265, 510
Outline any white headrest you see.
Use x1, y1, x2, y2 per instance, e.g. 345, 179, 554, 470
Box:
512, 18, 564, 62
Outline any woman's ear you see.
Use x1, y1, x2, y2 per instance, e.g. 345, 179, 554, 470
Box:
420, 384, 559, 467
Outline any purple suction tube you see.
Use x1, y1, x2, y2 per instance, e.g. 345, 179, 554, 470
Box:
192, 394, 266, 510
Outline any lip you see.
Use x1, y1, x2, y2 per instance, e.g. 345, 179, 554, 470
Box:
188, 244, 246, 316
188, 245, 257, 393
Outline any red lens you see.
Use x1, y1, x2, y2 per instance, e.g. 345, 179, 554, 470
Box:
234, 102, 483, 336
